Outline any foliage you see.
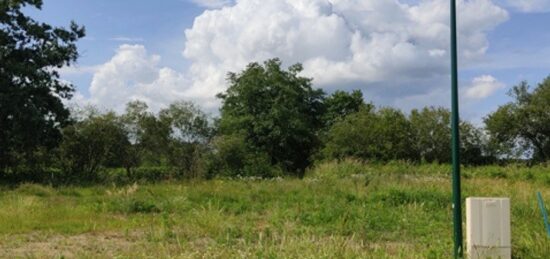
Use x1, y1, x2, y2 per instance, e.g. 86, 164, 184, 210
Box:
322, 107, 415, 162
159, 101, 212, 175
206, 134, 282, 178
485, 77, 550, 162
323, 90, 370, 128
217, 58, 325, 176
0, 0, 85, 173
122, 100, 171, 166
410, 107, 452, 163
410, 107, 490, 165
59, 112, 131, 181
121, 100, 212, 176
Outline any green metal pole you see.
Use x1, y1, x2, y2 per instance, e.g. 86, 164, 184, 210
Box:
450, 0, 463, 258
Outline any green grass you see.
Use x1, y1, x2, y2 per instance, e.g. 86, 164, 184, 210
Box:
0, 161, 549, 258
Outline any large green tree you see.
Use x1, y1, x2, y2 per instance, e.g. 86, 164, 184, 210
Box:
485, 78, 550, 162
217, 58, 325, 176
0, 0, 85, 172
322, 107, 415, 162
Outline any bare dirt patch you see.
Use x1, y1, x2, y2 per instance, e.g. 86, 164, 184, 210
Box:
0, 231, 143, 258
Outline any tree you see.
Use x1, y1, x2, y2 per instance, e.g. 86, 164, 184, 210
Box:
217, 58, 325, 176
410, 106, 490, 164
485, 78, 550, 162
323, 105, 489, 164
122, 100, 171, 166
121, 100, 213, 177
160, 101, 212, 145
159, 101, 213, 177
59, 112, 131, 181
460, 121, 490, 165
322, 107, 415, 162
410, 107, 452, 163
323, 90, 370, 128
0, 0, 85, 172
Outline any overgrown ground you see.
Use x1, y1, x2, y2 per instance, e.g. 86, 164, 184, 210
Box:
1, 161, 549, 258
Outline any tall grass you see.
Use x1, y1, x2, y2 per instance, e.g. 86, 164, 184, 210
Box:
0, 161, 549, 258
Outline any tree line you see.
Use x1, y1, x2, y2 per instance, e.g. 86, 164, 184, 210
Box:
2, 1, 550, 184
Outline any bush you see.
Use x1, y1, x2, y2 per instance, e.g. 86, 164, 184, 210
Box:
207, 134, 283, 178
58, 112, 132, 181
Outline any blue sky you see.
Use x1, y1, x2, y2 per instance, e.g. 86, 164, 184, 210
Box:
25, 0, 550, 124
26, 0, 200, 78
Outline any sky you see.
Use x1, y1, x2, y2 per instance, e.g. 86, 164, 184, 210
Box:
25, 0, 550, 124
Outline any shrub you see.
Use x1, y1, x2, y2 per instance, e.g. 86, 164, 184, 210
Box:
207, 134, 282, 178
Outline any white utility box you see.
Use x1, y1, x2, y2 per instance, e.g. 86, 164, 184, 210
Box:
466, 197, 511, 259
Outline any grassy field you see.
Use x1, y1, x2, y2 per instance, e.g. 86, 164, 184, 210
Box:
1, 161, 549, 258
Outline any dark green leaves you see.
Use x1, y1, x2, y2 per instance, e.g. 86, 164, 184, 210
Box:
217, 58, 325, 176
0, 0, 85, 172
485, 77, 550, 162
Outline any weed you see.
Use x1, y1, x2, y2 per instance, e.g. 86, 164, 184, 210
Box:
1, 162, 550, 257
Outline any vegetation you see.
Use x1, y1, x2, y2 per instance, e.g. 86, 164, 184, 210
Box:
485, 77, 550, 162
2, 58, 550, 182
216, 59, 325, 177
0, 2, 547, 180
1, 162, 549, 258
0, 0, 85, 174
322, 107, 415, 162
2, 3, 550, 258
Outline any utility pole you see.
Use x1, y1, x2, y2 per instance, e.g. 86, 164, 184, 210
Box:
450, 0, 463, 258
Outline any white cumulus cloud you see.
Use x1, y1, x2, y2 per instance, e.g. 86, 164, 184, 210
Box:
465, 75, 505, 99
78, 0, 510, 114
87, 44, 191, 112
183, 0, 508, 106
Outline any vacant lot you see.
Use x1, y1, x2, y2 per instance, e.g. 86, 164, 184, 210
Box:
1, 162, 549, 258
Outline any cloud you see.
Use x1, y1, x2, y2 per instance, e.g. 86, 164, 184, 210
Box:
183, 0, 508, 107
86, 44, 191, 112
77, 0, 509, 117
465, 75, 505, 99
190, 0, 233, 8
506, 0, 550, 13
